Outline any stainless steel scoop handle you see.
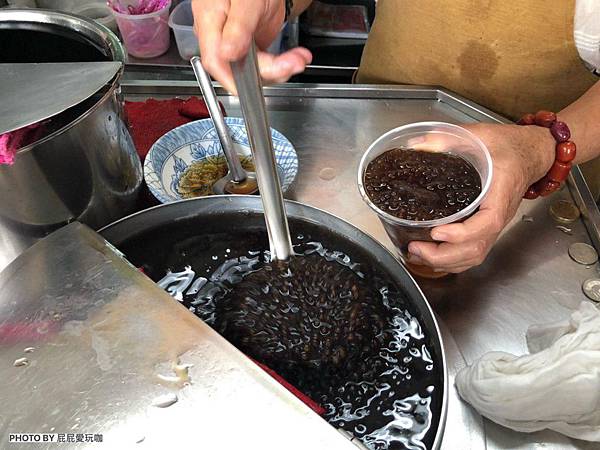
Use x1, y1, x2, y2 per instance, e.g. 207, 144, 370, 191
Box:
190, 56, 246, 183
230, 43, 294, 261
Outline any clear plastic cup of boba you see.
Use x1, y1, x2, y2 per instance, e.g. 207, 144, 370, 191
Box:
357, 122, 493, 278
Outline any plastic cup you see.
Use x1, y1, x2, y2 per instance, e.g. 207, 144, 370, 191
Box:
168, 0, 199, 60
73, 3, 118, 34
357, 122, 493, 278
112, 0, 172, 59
168, 1, 284, 62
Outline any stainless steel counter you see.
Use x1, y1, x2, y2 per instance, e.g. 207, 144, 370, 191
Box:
2, 81, 599, 449
122, 82, 599, 450
0, 222, 357, 450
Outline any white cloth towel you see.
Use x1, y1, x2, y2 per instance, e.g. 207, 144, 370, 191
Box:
575, 0, 600, 71
455, 301, 600, 442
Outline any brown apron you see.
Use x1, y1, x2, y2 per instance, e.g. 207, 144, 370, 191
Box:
356, 0, 597, 121
356, 0, 600, 195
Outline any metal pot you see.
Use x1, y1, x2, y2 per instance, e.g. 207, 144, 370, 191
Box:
0, 9, 142, 271
100, 196, 448, 449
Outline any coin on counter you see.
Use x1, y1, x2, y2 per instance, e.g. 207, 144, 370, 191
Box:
549, 200, 580, 224
569, 242, 599, 265
582, 278, 600, 302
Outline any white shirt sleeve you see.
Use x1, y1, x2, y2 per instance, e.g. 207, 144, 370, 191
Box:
575, 0, 600, 71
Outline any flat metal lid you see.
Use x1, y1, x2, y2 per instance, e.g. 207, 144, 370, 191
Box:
0, 222, 354, 449
0, 61, 121, 135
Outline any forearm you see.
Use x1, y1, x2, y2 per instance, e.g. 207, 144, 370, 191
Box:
508, 80, 600, 187
559, 80, 600, 165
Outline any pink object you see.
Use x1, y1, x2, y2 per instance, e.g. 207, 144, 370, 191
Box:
0, 123, 45, 165
111, 0, 171, 58
0, 321, 60, 344
109, 0, 169, 15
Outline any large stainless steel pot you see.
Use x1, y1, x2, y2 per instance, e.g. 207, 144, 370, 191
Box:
99, 196, 448, 449
0, 9, 142, 271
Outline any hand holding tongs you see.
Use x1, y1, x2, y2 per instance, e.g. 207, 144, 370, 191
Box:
230, 42, 294, 261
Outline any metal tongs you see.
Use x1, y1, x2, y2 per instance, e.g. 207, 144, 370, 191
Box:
190, 56, 259, 195
231, 42, 294, 261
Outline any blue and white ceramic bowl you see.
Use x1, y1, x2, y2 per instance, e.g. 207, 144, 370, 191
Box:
144, 117, 298, 203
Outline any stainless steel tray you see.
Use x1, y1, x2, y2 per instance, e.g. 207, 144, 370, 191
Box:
0, 222, 356, 450
120, 81, 600, 450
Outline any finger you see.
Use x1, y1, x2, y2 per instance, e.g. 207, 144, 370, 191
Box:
406, 252, 475, 274
192, 1, 237, 93
257, 47, 312, 83
408, 239, 489, 268
443, 265, 473, 274
406, 128, 481, 153
221, 0, 263, 61
434, 158, 526, 244
407, 134, 454, 152
406, 253, 425, 266
408, 255, 482, 273
430, 172, 509, 243
430, 207, 502, 243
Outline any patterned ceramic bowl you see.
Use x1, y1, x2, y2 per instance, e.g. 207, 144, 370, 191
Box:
144, 117, 298, 203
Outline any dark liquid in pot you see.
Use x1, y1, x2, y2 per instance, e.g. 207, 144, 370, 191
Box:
0, 28, 110, 63
215, 250, 390, 399
119, 218, 443, 450
364, 148, 482, 221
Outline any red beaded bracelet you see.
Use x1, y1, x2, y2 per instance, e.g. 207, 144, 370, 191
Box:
517, 111, 576, 199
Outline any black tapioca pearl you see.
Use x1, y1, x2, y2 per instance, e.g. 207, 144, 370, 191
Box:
364, 148, 481, 220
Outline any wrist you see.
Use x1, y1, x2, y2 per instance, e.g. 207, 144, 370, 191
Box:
520, 125, 556, 186
517, 111, 577, 199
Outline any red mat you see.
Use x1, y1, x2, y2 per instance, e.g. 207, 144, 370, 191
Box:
124, 96, 222, 161
252, 358, 326, 416
125, 96, 225, 206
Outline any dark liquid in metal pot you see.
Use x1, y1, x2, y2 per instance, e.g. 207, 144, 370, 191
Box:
0, 28, 110, 63
119, 218, 443, 450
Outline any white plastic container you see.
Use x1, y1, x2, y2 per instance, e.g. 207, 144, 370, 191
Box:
73, 2, 118, 33
168, 0, 199, 60
169, 1, 283, 61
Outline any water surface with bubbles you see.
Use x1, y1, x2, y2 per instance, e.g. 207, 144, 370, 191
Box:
118, 219, 443, 450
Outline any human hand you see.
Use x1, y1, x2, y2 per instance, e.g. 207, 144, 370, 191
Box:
191, 0, 312, 93
407, 123, 555, 273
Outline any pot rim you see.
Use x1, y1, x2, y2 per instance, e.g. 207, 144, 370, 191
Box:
0, 8, 126, 155
99, 195, 449, 449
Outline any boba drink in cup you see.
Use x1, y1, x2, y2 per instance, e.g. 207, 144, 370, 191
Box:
358, 122, 493, 278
